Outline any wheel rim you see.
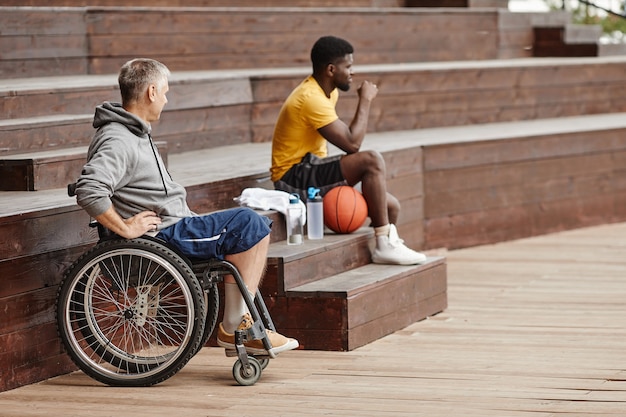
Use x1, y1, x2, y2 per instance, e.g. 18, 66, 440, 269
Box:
63, 248, 197, 380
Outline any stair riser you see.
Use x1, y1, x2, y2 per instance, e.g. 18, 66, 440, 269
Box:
0, 158, 85, 191
0, 119, 92, 156
264, 233, 373, 295
0, 142, 167, 192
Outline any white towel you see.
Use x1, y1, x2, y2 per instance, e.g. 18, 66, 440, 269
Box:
234, 188, 307, 225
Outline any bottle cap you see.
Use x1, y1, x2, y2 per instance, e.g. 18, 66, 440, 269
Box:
289, 193, 300, 204
307, 187, 321, 200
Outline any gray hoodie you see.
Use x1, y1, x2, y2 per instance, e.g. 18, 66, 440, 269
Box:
76, 102, 193, 229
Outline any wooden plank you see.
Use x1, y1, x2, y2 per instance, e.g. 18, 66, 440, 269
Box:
7, 61, 626, 155
0, 245, 89, 299
83, 9, 500, 74
0, 323, 76, 393
424, 152, 620, 216
0, 115, 93, 156
0, 286, 57, 335
0, 8, 88, 79
347, 291, 447, 350
0, 35, 86, 60
424, 191, 624, 249
0, 58, 87, 79
0, 9, 86, 36
156, 105, 252, 152
0, 206, 94, 259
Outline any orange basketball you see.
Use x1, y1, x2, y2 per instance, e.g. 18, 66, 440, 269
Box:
323, 186, 368, 234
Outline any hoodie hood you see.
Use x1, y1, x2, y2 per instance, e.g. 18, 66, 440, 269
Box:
93, 102, 151, 138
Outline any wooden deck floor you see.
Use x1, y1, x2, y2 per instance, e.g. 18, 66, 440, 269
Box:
2, 222, 626, 416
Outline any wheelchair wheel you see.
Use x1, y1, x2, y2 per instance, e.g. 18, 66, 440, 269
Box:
192, 281, 219, 356
233, 356, 262, 386
57, 238, 206, 387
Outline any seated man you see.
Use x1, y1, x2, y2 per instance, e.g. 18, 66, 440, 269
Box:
271, 36, 426, 265
75, 58, 298, 356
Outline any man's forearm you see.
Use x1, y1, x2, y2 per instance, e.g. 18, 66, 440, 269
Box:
93, 206, 162, 239
348, 97, 373, 149
94, 205, 131, 238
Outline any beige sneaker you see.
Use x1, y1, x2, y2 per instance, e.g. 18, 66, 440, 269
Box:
217, 313, 299, 356
371, 224, 427, 265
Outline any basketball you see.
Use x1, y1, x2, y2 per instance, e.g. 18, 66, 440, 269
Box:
323, 186, 368, 234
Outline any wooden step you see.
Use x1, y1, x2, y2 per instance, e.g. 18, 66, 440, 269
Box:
0, 147, 88, 191
206, 229, 447, 352
0, 142, 168, 191
7, 57, 626, 160
265, 229, 375, 296
271, 254, 447, 351
262, 227, 447, 351
1, 6, 532, 80
0, 114, 92, 156
405, 0, 468, 6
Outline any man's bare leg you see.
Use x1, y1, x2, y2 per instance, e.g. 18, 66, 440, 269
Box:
221, 234, 270, 331
340, 150, 426, 265
217, 234, 299, 354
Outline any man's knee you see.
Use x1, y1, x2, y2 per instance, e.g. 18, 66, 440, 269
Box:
232, 207, 271, 229
349, 150, 385, 171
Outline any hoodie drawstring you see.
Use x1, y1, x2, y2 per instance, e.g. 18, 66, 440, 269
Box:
148, 134, 170, 197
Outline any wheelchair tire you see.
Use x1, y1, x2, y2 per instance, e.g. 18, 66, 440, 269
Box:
57, 237, 206, 387
192, 281, 219, 356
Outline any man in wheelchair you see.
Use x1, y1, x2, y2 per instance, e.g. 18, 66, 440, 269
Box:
74, 58, 299, 357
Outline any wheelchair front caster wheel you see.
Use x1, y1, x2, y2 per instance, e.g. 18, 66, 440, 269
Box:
233, 356, 262, 386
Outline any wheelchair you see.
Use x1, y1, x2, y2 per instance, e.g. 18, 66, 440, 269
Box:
57, 184, 277, 387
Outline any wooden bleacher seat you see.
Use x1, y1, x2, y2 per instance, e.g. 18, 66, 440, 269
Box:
4, 55, 626, 191
1, 6, 554, 80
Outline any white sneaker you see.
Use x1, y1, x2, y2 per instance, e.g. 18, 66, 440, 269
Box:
371, 225, 427, 265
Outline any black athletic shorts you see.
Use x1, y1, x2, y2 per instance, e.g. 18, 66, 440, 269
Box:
274, 152, 348, 202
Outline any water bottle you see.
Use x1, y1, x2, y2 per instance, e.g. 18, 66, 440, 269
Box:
307, 187, 324, 240
286, 193, 303, 245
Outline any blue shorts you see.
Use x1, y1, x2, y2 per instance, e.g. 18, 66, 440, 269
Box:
156, 207, 272, 260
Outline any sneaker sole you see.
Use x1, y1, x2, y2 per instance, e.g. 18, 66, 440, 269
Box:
217, 338, 300, 356
216, 339, 267, 355
371, 254, 427, 265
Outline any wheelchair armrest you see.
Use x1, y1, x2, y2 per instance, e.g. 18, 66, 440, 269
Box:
67, 182, 77, 197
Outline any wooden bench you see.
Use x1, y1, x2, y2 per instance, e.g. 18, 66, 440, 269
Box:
5, 56, 626, 191
0, 6, 555, 80
3, 5, 611, 80
7, 110, 625, 254
169, 112, 626, 250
